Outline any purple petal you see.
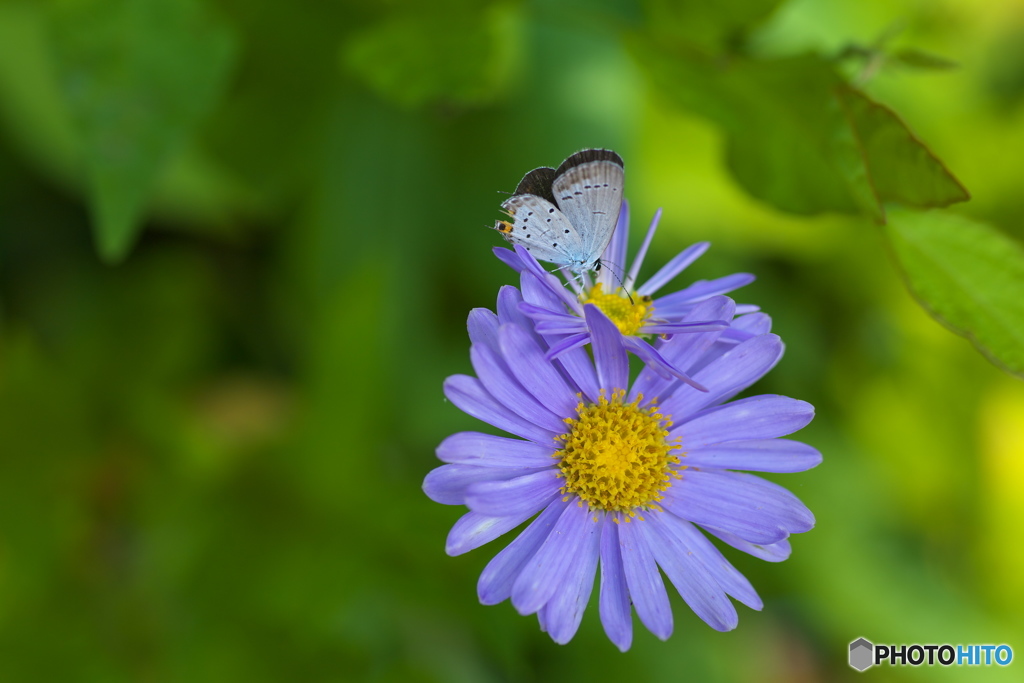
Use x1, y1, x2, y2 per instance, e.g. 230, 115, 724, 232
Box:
625, 207, 660, 291
424, 464, 544, 505
465, 469, 562, 517
444, 374, 559, 443
717, 312, 773, 345
511, 500, 596, 615
437, 432, 557, 468
658, 334, 784, 420
674, 395, 815, 445
630, 296, 735, 402
493, 246, 527, 273
536, 321, 592, 335
599, 518, 633, 652
470, 344, 565, 433
733, 312, 772, 334
597, 199, 630, 290
625, 337, 673, 379
554, 339, 601, 404
636, 242, 709, 297
662, 469, 815, 545
468, 308, 500, 353
687, 339, 737, 371
585, 304, 629, 392
446, 509, 539, 556
625, 336, 707, 392
704, 312, 773, 356
734, 304, 760, 315
478, 498, 569, 605
717, 331, 751, 345
557, 266, 584, 295
656, 512, 762, 610
519, 302, 577, 324
497, 286, 528, 327
641, 513, 739, 631
700, 525, 793, 562
639, 320, 729, 335
538, 511, 601, 644
618, 518, 673, 640
500, 323, 580, 418
580, 269, 594, 292
522, 271, 578, 314
656, 296, 737, 367
653, 273, 756, 309
682, 439, 822, 473
514, 245, 581, 312
544, 333, 589, 360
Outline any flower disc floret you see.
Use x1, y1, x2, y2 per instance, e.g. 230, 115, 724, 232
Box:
580, 283, 653, 337
556, 389, 681, 515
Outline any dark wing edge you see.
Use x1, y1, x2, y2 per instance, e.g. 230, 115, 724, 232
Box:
514, 167, 558, 205
554, 149, 624, 178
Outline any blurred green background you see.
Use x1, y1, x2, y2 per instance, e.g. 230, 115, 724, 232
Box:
1, 0, 1023, 681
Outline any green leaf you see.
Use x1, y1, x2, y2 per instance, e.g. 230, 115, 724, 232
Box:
835, 86, 969, 213
630, 43, 969, 220
633, 48, 857, 214
47, 0, 236, 262
891, 48, 958, 71
642, 0, 785, 54
886, 210, 1024, 377
342, 3, 520, 110
0, 3, 80, 187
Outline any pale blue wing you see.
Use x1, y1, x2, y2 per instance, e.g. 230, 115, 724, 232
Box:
551, 157, 624, 266
496, 194, 585, 267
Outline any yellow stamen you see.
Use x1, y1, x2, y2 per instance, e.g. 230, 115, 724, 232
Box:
555, 390, 682, 518
581, 283, 653, 336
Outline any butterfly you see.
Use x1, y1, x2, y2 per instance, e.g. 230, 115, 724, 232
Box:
493, 149, 624, 275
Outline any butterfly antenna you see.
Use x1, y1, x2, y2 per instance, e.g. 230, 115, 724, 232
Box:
600, 259, 634, 305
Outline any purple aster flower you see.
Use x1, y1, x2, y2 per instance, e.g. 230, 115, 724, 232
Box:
494, 200, 759, 390
424, 289, 820, 651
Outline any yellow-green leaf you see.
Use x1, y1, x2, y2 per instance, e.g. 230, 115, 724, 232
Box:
887, 210, 1024, 377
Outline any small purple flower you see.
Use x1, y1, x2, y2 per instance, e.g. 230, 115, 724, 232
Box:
424, 289, 820, 651
494, 200, 759, 390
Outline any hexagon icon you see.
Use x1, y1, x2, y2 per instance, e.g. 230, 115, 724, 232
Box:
849, 638, 874, 671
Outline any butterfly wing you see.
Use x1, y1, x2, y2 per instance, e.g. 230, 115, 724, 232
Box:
551, 149, 624, 267
514, 167, 558, 204
495, 194, 584, 267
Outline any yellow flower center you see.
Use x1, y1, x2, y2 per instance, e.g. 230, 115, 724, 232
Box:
580, 283, 653, 336
556, 390, 681, 518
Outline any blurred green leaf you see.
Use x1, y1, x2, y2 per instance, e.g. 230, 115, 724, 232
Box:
0, 3, 80, 187
891, 47, 958, 71
631, 44, 969, 220
632, 48, 855, 214
342, 2, 520, 110
47, 0, 236, 262
985, 25, 1024, 112
835, 43, 957, 86
201, 0, 351, 212
836, 86, 970, 216
887, 210, 1024, 377
643, 0, 784, 53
